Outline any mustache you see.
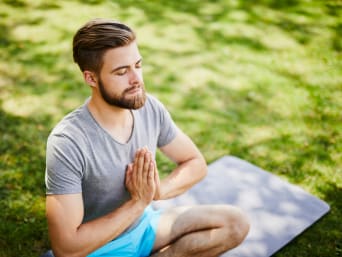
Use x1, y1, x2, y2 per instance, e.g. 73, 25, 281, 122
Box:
124, 84, 145, 94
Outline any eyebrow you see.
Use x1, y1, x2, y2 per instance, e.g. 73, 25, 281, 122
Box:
110, 58, 142, 73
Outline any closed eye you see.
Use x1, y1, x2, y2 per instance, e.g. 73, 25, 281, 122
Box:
115, 68, 127, 76
136, 59, 142, 68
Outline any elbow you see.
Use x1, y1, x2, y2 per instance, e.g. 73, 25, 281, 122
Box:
51, 246, 85, 257
51, 247, 68, 257
49, 235, 87, 257
197, 154, 208, 181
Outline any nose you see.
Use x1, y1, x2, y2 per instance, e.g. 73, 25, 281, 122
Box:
129, 68, 143, 85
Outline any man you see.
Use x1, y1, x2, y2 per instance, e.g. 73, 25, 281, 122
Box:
45, 18, 249, 257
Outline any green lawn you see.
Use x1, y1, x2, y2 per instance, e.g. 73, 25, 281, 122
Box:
0, 0, 341, 256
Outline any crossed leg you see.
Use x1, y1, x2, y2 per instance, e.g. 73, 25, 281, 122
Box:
151, 204, 250, 257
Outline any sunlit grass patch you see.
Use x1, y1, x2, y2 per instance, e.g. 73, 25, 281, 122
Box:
0, 0, 341, 256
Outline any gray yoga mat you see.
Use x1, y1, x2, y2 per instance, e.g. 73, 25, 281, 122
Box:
153, 156, 330, 257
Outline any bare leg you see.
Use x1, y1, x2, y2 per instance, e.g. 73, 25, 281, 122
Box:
151, 204, 250, 257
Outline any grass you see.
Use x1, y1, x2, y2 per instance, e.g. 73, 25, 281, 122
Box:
0, 0, 341, 256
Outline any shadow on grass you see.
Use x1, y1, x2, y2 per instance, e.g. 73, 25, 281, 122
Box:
112, 0, 340, 48
2, 0, 27, 8
0, 106, 52, 255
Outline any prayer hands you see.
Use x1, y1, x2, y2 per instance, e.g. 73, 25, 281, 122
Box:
125, 147, 160, 206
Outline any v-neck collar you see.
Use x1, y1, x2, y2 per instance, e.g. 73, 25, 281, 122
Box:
84, 102, 136, 146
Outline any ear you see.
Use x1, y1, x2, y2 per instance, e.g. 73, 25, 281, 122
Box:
83, 71, 98, 88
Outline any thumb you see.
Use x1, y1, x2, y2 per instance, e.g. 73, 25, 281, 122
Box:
125, 164, 133, 184
153, 160, 159, 181
126, 163, 133, 172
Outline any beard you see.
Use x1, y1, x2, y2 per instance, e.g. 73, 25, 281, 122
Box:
98, 78, 147, 110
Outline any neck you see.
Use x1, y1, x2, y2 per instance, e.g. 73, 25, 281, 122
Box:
87, 96, 132, 130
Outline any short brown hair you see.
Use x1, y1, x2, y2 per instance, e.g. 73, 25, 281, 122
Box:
73, 18, 136, 74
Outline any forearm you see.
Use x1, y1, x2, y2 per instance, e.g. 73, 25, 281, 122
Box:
50, 199, 146, 257
158, 156, 207, 200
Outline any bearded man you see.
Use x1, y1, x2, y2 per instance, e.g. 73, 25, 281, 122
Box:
44, 18, 249, 257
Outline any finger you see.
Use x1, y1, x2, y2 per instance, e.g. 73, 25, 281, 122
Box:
132, 149, 139, 176
147, 161, 155, 187
127, 163, 133, 172
153, 160, 161, 194
136, 148, 146, 183
152, 161, 161, 201
153, 160, 159, 184
133, 148, 142, 167
143, 151, 151, 183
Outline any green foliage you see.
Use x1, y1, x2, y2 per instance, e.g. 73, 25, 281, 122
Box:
0, 0, 341, 256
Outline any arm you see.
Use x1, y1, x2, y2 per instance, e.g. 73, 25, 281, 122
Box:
155, 129, 207, 200
47, 194, 145, 257
46, 148, 155, 257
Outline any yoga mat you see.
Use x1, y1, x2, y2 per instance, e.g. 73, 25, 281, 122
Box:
153, 156, 330, 257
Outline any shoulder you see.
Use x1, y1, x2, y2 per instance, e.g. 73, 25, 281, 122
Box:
47, 104, 91, 150
50, 106, 83, 134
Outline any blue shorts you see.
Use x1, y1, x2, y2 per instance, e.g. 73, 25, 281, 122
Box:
87, 205, 162, 257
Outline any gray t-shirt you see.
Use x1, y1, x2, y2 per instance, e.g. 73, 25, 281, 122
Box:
45, 94, 177, 223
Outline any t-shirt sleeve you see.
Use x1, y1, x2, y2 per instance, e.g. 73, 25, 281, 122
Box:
150, 96, 178, 148
45, 134, 84, 195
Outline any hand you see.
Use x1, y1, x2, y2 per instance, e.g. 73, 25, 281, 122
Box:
152, 160, 162, 200
125, 147, 156, 206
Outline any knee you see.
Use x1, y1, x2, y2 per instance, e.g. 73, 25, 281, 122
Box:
221, 206, 250, 249
231, 208, 250, 246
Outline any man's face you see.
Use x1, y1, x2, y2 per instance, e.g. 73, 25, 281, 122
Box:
96, 41, 146, 109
